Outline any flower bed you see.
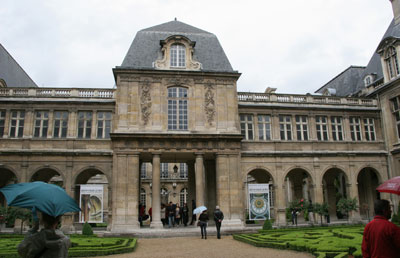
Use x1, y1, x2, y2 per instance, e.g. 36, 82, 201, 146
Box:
0, 234, 137, 257
234, 225, 364, 258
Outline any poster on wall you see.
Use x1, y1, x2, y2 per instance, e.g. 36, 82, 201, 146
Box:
248, 184, 270, 220
79, 184, 103, 223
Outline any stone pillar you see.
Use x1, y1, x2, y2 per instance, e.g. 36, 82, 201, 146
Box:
111, 152, 140, 233
151, 153, 163, 228
187, 161, 196, 216
349, 165, 361, 222
275, 181, 287, 226
195, 153, 205, 207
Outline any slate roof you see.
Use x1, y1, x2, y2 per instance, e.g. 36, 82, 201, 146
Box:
315, 18, 400, 97
0, 44, 37, 88
315, 66, 366, 96
119, 20, 235, 73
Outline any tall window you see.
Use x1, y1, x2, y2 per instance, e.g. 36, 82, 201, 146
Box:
349, 117, 362, 141
168, 87, 188, 130
140, 163, 147, 179
392, 96, 400, 139
34, 111, 49, 138
77, 111, 92, 139
363, 118, 376, 141
180, 188, 187, 207
170, 44, 185, 67
279, 115, 292, 140
97, 111, 112, 139
53, 111, 68, 138
258, 115, 271, 140
295, 115, 308, 141
331, 116, 344, 141
385, 46, 400, 79
161, 163, 169, 178
240, 114, 254, 140
180, 163, 188, 178
316, 116, 329, 141
9, 110, 25, 138
0, 110, 5, 138
140, 188, 146, 206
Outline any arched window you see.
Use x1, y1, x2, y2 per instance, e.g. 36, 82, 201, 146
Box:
168, 87, 188, 130
180, 188, 187, 207
170, 44, 186, 67
385, 46, 400, 79
140, 188, 146, 206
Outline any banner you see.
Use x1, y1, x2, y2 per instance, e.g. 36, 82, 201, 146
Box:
79, 184, 103, 223
248, 184, 270, 220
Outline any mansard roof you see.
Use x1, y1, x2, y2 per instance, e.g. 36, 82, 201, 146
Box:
0, 44, 37, 88
119, 20, 235, 73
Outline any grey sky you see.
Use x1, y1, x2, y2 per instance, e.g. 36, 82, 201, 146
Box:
0, 0, 393, 94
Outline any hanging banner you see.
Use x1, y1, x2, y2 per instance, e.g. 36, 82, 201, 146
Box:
79, 184, 104, 223
248, 184, 270, 220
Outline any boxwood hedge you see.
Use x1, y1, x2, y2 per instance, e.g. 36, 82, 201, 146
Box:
234, 225, 365, 258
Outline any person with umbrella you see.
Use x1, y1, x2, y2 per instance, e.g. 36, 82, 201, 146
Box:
195, 206, 208, 239
0, 181, 80, 258
361, 199, 400, 258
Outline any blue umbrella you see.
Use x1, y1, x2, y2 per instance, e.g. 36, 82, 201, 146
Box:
193, 206, 207, 215
0, 181, 80, 217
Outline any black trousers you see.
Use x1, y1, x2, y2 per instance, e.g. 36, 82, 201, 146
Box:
215, 221, 222, 238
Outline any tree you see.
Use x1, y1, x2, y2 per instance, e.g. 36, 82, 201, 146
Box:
336, 197, 359, 221
313, 203, 329, 225
7, 207, 32, 233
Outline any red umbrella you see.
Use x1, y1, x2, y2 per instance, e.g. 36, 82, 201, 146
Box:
376, 176, 400, 195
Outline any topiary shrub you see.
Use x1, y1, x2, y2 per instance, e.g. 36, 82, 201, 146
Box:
262, 219, 273, 230
82, 222, 94, 236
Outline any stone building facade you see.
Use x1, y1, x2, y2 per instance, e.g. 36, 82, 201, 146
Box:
0, 2, 400, 233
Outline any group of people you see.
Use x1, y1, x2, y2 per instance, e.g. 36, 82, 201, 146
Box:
161, 202, 190, 227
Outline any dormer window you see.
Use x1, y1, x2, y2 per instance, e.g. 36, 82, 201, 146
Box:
170, 44, 186, 67
385, 46, 400, 79
154, 35, 202, 71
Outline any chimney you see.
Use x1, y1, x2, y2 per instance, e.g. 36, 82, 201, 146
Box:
390, 0, 400, 25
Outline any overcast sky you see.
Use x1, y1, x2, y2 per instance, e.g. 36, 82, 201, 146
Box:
0, 0, 394, 94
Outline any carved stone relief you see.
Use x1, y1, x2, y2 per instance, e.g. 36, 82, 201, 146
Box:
204, 81, 216, 125
140, 79, 152, 125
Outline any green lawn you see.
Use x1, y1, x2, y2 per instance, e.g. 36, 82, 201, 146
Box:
234, 225, 364, 258
0, 234, 137, 257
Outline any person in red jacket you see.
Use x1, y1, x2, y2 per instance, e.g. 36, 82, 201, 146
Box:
362, 199, 400, 258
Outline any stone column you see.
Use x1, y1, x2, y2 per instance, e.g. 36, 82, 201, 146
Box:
111, 152, 140, 233
151, 153, 163, 228
195, 153, 205, 207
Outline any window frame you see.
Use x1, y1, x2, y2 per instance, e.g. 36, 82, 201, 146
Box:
96, 111, 112, 139
179, 163, 188, 179
331, 116, 344, 141
9, 110, 25, 138
77, 111, 93, 139
279, 115, 292, 140
385, 46, 400, 79
180, 188, 188, 207
257, 115, 271, 140
392, 96, 400, 140
170, 44, 186, 68
0, 110, 6, 138
316, 115, 329, 141
240, 114, 254, 140
161, 163, 169, 179
349, 116, 362, 141
168, 87, 188, 130
363, 118, 376, 141
53, 111, 68, 138
295, 115, 308, 141
33, 111, 49, 138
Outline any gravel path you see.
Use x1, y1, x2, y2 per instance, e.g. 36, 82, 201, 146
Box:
91, 235, 313, 258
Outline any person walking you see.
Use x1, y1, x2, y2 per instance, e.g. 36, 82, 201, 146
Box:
213, 205, 224, 239
167, 202, 175, 228
362, 199, 400, 258
198, 210, 209, 239
18, 212, 71, 258
182, 202, 189, 227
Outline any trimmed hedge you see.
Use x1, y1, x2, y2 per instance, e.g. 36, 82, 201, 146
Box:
234, 225, 365, 258
0, 234, 137, 257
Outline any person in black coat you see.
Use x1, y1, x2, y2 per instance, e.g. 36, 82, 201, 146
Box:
198, 210, 209, 239
213, 206, 224, 239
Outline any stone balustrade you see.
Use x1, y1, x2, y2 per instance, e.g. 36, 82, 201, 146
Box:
237, 92, 377, 106
0, 88, 115, 99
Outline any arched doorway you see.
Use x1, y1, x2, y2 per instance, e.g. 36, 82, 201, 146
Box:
31, 168, 63, 187
285, 168, 314, 204
357, 167, 381, 220
322, 168, 348, 220
0, 168, 18, 206
246, 169, 275, 219
74, 169, 109, 224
